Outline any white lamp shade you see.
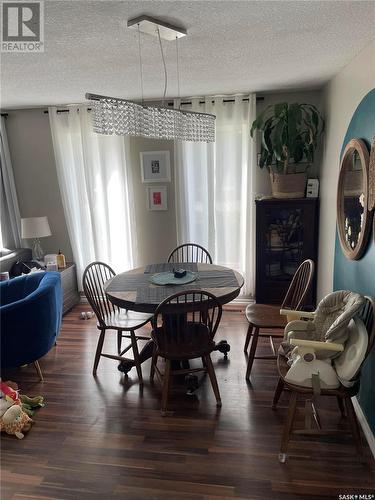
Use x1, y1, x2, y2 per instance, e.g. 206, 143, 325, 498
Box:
21, 216, 52, 239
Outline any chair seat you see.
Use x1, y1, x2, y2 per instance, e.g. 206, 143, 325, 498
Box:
245, 303, 287, 329
152, 322, 215, 359
103, 310, 152, 330
277, 354, 346, 396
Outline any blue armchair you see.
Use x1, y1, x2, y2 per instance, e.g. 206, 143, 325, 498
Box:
0, 272, 62, 380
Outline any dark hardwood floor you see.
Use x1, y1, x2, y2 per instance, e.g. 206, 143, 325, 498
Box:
2, 304, 374, 499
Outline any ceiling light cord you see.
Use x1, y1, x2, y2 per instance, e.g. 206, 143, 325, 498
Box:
157, 26, 168, 106
176, 36, 181, 108
137, 24, 144, 105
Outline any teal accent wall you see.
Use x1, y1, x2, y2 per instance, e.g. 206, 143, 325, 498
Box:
333, 88, 375, 432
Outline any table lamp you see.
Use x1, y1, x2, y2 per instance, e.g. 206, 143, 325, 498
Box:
21, 216, 52, 260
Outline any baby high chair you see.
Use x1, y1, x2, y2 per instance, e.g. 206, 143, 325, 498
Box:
279, 290, 366, 389
272, 292, 374, 463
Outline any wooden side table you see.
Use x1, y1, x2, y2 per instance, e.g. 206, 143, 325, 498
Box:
57, 263, 80, 314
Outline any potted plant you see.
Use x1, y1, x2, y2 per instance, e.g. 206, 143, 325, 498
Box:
250, 102, 324, 198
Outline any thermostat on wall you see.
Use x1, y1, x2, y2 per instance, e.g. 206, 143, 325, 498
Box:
306, 178, 319, 198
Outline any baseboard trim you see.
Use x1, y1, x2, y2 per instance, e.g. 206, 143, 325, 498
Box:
352, 396, 375, 459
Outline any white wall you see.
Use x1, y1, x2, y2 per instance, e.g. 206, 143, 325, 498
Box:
129, 137, 177, 265
317, 40, 375, 299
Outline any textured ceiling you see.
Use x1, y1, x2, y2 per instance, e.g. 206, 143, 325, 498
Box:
1, 0, 375, 109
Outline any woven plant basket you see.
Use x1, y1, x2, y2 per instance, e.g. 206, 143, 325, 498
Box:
270, 172, 307, 199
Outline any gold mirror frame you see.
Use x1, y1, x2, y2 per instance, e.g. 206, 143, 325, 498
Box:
336, 138, 372, 260
368, 136, 375, 243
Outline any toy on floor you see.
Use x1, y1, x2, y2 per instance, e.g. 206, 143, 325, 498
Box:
0, 380, 45, 438
0, 404, 33, 439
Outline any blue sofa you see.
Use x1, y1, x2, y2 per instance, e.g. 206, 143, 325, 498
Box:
0, 272, 62, 375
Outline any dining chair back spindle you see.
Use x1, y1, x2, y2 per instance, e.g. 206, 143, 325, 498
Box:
168, 243, 213, 264
150, 290, 223, 414
83, 262, 118, 327
281, 259, 315, 310
83, 262, 152, 380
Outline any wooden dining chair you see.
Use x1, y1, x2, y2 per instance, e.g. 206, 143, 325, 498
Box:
245, 259, 314, 380
150, 290, 223, 415
168, 243, 213, 264
273, 296, 374, 463
82, 262, 152, 382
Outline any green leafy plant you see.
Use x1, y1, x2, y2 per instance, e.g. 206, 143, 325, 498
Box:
250, 102, 324, 174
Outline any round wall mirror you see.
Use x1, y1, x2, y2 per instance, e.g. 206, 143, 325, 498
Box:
337, 138, 371, 260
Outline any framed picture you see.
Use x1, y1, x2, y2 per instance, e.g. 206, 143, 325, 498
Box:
140, 151, 171, 183
147, 186, 168, 211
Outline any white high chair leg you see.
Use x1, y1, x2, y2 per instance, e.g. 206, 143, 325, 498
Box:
279, 391, 298, 463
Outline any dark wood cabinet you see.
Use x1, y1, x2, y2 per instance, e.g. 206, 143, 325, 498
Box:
57, 263, 80, 315
255, 198, 319, 308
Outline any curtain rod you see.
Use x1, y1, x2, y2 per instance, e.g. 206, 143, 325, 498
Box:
178, 96, 264, 105
2, 96, 265, 116
41, 96, 264, 115
42, 109, 89, 114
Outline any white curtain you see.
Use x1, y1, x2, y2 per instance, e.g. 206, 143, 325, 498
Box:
49, 106, 136, 288
174, 96, 256, 297
0, 116, 22, 249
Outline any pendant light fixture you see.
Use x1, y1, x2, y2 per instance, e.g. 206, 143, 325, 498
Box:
86, 15, 216, 143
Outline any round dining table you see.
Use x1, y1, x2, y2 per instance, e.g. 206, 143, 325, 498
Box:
104, 262, 244, 374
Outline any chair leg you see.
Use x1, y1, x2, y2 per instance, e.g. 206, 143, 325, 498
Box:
246, 326, 259, 380
272, 377, 285, 409
93, 329, 106, 376
161, 359, 171, 416
344, 397, 364, 460
117, 330, 122, 355
204, 354, 222, 407
34, 360, 43, 381
150, 344, 158, 383
130, 330, 143, 384
244, 324, 253, 352
279, 391, 298, 463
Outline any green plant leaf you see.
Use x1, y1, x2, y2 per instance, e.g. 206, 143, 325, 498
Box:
250, 105, 274, 137
287, 103, 301, 150
262, 122, 275, 153
251, 101, 324, 172
293, 138, 304, 163
259, 148, 269, 168
274, 102, 287, 118
271, 120, 286, 162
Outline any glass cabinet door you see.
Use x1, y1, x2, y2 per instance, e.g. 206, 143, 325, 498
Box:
255, 199, 318, 306
265, 208, 303, 280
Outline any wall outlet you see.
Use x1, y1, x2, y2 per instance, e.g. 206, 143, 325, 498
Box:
306, 178, 319, 198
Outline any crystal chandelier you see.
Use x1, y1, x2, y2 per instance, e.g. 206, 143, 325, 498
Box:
86, 16, 216, 143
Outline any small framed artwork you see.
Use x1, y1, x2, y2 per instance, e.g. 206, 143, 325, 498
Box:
147, 186, 168, 211
140, 151, 171, 183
